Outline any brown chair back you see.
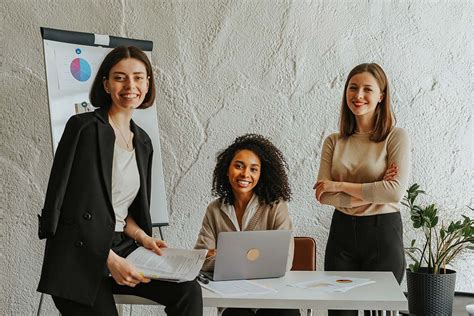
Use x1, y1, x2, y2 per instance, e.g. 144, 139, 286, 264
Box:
291, 236, 316, 271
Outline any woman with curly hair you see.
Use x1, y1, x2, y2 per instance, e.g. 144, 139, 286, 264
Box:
195, 134, 299, 316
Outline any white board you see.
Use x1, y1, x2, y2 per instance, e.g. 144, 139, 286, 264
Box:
41, 28, 169, 226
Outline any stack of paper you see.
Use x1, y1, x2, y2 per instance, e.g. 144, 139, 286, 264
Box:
126, 247, 207, 282
289, 276, 375, 293
201, 280, 277, 296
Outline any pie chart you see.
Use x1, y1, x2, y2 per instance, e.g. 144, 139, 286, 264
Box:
70, 58, 92, 82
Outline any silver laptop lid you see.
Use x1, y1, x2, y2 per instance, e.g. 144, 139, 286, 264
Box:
213, 230, 292, 281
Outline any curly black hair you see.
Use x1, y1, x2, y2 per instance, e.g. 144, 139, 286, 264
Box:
212, 134, 292, 205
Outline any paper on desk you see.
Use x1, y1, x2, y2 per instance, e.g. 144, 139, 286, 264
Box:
201, 280, 277, 296
289, 276, 375, 293
126, 247, 207, 282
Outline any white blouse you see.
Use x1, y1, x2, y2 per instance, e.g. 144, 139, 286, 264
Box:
111, 143, 140, 232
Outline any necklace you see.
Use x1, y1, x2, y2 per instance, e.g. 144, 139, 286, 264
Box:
109, 115, 132, 150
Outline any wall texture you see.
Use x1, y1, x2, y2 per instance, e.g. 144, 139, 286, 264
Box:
1, 0, 472, 315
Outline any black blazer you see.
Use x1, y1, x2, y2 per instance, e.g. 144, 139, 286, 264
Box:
37, 107, 153, 306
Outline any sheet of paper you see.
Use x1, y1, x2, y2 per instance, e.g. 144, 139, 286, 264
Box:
201, 280, 277, 296
126, 247, 207, 282
289, 276, 375, 293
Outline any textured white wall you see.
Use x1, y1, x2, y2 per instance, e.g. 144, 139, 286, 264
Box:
1, 0, 472, 315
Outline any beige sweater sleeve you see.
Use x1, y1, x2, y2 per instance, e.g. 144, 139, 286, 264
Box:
361, 128, 411, 203
271, 201, 295, 271
317, 134, 355, 208
194, 203, 218, 271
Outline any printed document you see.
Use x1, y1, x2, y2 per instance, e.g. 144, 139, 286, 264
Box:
201, 280, 277, 296
289, 276, 375, 293
126, 247, 207, 282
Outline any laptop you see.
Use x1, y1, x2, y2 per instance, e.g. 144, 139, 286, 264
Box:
201, 230, 292, 281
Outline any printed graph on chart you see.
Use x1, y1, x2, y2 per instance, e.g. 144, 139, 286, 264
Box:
70, 58, 91, 82
54, 46, 102, 92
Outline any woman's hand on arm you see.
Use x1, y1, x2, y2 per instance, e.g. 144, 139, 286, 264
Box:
314, 180, 371, 207
357, 128, 410, 203
206, 249, 216, 259
315, 162, 399, 204
383, 163, 398, 181
314, 180, 342, 201
317, 163, 400, 202
125, 216, 167, 255
137, 230, 168, 256
107, 250, 150, 287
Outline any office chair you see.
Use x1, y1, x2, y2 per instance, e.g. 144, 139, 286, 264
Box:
291, 237, 317, 272
291, 236, 317, 316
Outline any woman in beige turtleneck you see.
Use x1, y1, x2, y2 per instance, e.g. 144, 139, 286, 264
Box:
315, 63, 410, 316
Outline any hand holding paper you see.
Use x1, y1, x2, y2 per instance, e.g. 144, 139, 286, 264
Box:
140, 235, 168, 255
108, 250, 151, 287
126, 247, 207, 282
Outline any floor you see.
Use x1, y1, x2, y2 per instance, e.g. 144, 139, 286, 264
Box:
399, 292, 474, 315
453, 292, 474, 315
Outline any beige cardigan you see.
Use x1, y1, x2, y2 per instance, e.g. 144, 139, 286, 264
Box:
195, 198, 294, 271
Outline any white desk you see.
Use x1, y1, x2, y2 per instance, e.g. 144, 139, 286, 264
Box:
202, 271, 407, 311
115, 271, 407, 312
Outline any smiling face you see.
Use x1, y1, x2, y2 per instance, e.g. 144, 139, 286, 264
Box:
103, 58, 149, 112
227, 149, 261, 199
345, 72, 384, 120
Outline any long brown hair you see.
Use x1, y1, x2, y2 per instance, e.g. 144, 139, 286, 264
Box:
89, 46, 156, 109
339, 63, 395, 142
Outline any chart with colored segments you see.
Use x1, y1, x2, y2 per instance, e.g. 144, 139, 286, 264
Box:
70, 57, 91, 82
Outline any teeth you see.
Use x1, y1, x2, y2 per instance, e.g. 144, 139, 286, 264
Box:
238, 180, 250, 184
121, 94, 138, 98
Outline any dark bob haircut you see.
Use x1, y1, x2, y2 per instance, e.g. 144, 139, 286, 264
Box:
212, 134, 292, 205
89, 46, 156, 109
339, 63, 395, 142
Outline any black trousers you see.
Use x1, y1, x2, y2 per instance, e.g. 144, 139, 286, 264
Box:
52, 232, 203, 316
222, 308, 300, 316
324, 210, 406, 316
52, 277, 202, 316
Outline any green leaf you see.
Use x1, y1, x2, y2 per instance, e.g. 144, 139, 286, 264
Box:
413, 205, 423, 213
402, 184, 474, 273
448, 223, 455, 233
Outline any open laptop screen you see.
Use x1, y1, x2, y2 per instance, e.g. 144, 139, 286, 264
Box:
208, 230, 292, 281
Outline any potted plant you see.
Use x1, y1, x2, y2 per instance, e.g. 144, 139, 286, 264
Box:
403, 183, 474, 315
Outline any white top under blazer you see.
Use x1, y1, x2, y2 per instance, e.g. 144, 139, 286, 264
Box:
111, 143, 140, 232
